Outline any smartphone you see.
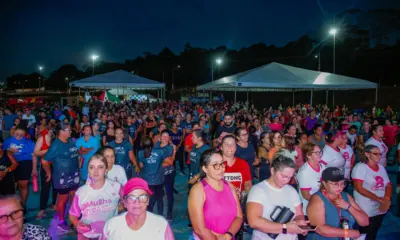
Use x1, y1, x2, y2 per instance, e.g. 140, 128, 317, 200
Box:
299, 225, 316, 231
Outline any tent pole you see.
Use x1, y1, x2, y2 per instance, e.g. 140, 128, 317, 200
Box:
210, 90, 212, 101
234, 90, 237, 103
79, 87, 81, 97
326, 90, 328, 105
332, 91, 335, 108
164, 88, 166, 100
292, 90, 295, 106
310, 90, 313, 106
375, 85, 378, 106
246, 91, 249, 102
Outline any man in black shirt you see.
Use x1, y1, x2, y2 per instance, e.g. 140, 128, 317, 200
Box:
213, 111, 236, 147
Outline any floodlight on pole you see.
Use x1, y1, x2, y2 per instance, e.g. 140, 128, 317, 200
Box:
212, 58, 223, 81
91, 55, 99, 75
38, 66, 44, 90
216, 58, 222, 65
329, 28, 338, 73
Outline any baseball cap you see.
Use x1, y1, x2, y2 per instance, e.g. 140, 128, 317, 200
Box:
322, 167, 345, 182
123, 178, 153, 196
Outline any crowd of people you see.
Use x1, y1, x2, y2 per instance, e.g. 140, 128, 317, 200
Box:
0, 99, 399, 239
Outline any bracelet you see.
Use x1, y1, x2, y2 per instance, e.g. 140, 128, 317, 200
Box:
346, 204, 351, 211
344, 229, 349, 238
225, 231, 234, 238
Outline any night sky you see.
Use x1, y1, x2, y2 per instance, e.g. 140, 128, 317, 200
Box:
1, 0, 398, 81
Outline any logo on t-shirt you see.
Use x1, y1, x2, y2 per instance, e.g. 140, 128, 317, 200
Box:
372, 176, 385, 191
224, 172, 243, 196
342, 152, 350, 160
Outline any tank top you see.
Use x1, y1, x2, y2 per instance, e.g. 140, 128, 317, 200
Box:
40, 129, 50, 150
201, 179, 237, 235
306, 191, 356, 240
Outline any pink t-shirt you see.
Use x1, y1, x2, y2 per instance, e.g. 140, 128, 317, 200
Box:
69, 179, 122, 239
270, 123, 283, 132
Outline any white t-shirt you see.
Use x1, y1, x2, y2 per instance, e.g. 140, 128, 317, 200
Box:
22, 114, 36, 128
365, 137, 388, 166
297, 162, 325, 214
247, 181, 301, 240
352, 162, 390, 217
103, 211, 170, 240
339, 145, 354, 180
107, 164, 128, 186
69, 179, 122, 238
321, 145, 345, 170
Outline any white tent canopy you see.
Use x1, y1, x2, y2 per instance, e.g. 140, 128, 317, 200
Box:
197, 62, 377, 91
70, 70, 165, 90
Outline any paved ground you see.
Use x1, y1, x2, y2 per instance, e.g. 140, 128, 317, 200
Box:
25, 150, 400, 240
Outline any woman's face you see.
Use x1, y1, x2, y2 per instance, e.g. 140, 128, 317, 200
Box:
239, 122, 247, 128
299, 134, 308, 145
315, 127, 323, 136
309, 146, 322, 162
323, 180, 345, 195
237, 129, 249, 143
0, 199, 24, 238
88, 158, 107, 182
271, 167, 295, 188
273, 117, 279, 123
374, 126, 384, 138
288, 126, 296, 135
92, 123, 99, 131
221, 137, 236, 158
115, 129, 124, 141
366, 148, 381, 164
160, 133, 170, 145
262, 133, 270, 146
124, 189, 149, 216
14, 118, 20, 125
254, 119, 260, 126
203, 153, 225, 181
108, 121, 114, 129
273, 133, 282, 146
104, 149, 115, 167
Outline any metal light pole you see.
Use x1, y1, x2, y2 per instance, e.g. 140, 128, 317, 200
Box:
211, 58, 222, 81
38, 66, 43, 89
315, 54, 321, 71
329, 28, 338, 73
91, 55, 99, 75
172, 65, 181, 91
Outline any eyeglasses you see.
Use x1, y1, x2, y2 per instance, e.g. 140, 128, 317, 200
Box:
328, 181, 346, 188
124, 194, 149, 204
62, 128, 71, 132
0, 209, 24, 224
312, 150, 323, 156
211, 162, 226, 170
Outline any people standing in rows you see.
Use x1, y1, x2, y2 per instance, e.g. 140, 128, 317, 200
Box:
109, 127, 138, 178
306, 167, 369, 239
42, 123, 80, 233
352, 144, 392, 240
189, 149, 243, 239
69, 154, 122, 240
4, 126, 35, 212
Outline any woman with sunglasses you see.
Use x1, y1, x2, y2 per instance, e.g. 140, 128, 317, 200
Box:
297, 143, 325, 215
352, 144, 392, 240
307, 167, 369, 240
188, 149, 243, 240
0, 195, 50, 240
103, 178, 174, 239
365, 124, 389, 167
69, 154, 122, 240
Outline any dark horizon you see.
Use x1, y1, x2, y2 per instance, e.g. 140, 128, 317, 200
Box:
2, 0, 399, 81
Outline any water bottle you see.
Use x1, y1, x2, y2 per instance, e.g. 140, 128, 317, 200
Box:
341, 218, 350, 240
32, 175, 39, 192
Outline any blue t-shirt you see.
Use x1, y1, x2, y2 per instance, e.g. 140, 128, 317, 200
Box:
181, 121, 193, 132
169, 130, 183, 147
154, 142, 174, 175
3, 137, 34, 161
53, 110, 62, 120
235, 143, 256, 166
189, 144, 210, 179
99, 122, 107, 133
124, 123, 138, 138
44, 138, 80, 190
3, 114, 18, 130
138, 148, 166, 185
75, 136, 100, 180
109, 140, 133, 173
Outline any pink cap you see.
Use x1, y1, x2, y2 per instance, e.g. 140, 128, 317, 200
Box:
123, 178, 153, 196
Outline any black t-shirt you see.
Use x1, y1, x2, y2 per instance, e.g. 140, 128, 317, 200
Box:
214, 124, 236, 139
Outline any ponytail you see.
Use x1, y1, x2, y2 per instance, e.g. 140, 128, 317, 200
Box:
141, 136, 153, 158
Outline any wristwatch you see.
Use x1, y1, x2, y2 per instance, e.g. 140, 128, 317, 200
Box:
282, 224, 287, 234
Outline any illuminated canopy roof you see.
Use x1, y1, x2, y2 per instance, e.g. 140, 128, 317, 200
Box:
197, 62, 376, 92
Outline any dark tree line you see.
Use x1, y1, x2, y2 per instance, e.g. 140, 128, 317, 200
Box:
6, 9, 400, 91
